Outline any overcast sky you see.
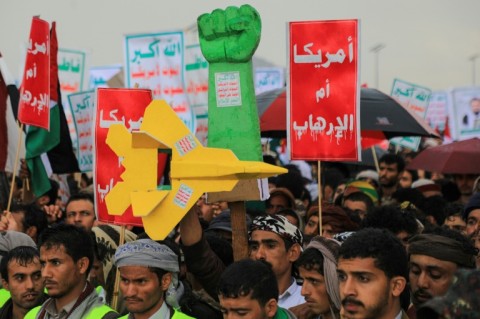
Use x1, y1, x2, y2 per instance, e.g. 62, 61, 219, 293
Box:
2, 0, 480, 92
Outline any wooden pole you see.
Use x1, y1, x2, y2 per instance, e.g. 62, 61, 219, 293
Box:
317, 161, 322, 237
229, 201, 249, 261
111, 225, 126, 311
6, 124, 24, 212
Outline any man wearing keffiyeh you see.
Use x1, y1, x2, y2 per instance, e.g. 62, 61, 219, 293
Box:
249, 215, 304, 310
113, 239, 194, 319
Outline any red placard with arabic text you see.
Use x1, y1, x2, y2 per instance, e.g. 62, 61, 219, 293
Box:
288, 20, 360, 161
94, 88, 167, 226
18, 17, 50, 129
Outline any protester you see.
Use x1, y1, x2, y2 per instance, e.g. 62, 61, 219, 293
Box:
25, 224, 118, 318
265, 188, 296, 216
249, 215, 304, 309
113, 239, 194, 319
337, 228, 409, 319
9, 204, 48, 243
217, 259, 296, 319
362, 203, 421, 248
341, 180, 378, 219
64, 192, 96, 231
464, 192, 480, 236
295, 236, 341, 319
0, 231, 37, 309
453, 173, 479, 205
0, 246, 47, 319
442, 202, 466, 234
378, 154, 405, 205
407, 227, 478, 319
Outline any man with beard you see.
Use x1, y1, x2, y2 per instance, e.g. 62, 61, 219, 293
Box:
0, 246, 47, 319
217, 259, 296, 319
377, 154, 405, 205
25, 224, 119, 318
406, 227, 477, 319
337, 228, 409, 319
453, 174, 479, 205
296, 236, 341, 319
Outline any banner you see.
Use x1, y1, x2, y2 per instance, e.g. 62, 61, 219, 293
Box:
18, 17, 50, 129
95, 88, 167, 226
89, 65, 123, 89
124, 31, 196, 133
449, 86, 480, 140
426, 91, 449, 136
288, 19, 360, 161
390, 79, 432, 151
68, 90, 95, 172
255, 67, 285, 94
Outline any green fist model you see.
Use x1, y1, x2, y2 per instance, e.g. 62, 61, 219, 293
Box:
198, 5, 263, 163
198, 4, 261, 63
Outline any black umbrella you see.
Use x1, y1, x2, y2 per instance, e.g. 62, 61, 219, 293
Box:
256, 87, 440, 140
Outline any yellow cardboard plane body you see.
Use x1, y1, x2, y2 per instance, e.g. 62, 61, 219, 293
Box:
105, 100, 287, 240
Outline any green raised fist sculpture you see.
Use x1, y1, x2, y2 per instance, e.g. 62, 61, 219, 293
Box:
198, 5, 261, 63
198, 4, 263, 163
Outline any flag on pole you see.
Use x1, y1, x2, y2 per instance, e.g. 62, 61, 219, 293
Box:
23, 20, 75, 197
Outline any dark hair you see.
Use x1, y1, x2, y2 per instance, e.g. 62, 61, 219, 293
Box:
362, 205, 419, 236
0, 246, 39, 283
379, 153, 405, 173
218, 259, 278, 306
444, 202, 464, 218
295, 237, 340, 275
343, 191, 374, 213
10, 203, 48, 236
339, 228, 408, 279
66, 192, 95, 209
392, 188, 425, 209
417, 195, 447, 226
38, 224, 94, 275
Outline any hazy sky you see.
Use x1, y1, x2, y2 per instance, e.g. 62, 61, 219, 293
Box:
2, 0, 480, 92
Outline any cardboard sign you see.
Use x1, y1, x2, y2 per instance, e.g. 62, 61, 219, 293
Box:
390, 79, 432, 150
18, 17, 50, 129
68, 90, 95, 172
288, 19, 360, 161
94, 88, 167, 226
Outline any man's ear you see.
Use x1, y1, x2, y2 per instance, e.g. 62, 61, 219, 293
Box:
390, 276, 407, 297
264, 298, 277, 319
26, 226, 37, 240
161, 272, 172, 291
1, 278, 9, 291
287, 243, 302, 263
77, 256, 90, 275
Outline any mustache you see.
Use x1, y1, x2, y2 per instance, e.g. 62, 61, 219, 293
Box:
341, 296, 364, 308
413, 289, 432, 300
124, 297, 143, 302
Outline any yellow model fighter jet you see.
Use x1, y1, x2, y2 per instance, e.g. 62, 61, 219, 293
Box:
105, 100, 287, 240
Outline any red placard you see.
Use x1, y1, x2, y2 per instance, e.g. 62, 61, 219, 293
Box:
94, 88, 167, 226
18, 17, 50, 129
288, 20, 360, 161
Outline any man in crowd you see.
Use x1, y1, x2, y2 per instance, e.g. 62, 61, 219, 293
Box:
337, 228, 409, 319
0, 246, 46, 319
179, 207, 305, 309
295, 236, 341, 319
453, 173, 479, 205
378, 154, 405, 205
249, 215, 304, 309
113, 239, 194, 319
25, 224, 118, 318
64, 193, 96, 231
217, 259, 296, 319
407, 227, 477, 318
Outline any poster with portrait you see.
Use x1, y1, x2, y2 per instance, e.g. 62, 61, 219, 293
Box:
449, 86, 480, 140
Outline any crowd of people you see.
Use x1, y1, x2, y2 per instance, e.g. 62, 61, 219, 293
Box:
0, 145, 479, 319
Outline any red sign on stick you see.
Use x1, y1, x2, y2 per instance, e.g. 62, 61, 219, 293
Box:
18, 17, 50, 129
95, 88, 167, 226
288, 20, 360, 161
